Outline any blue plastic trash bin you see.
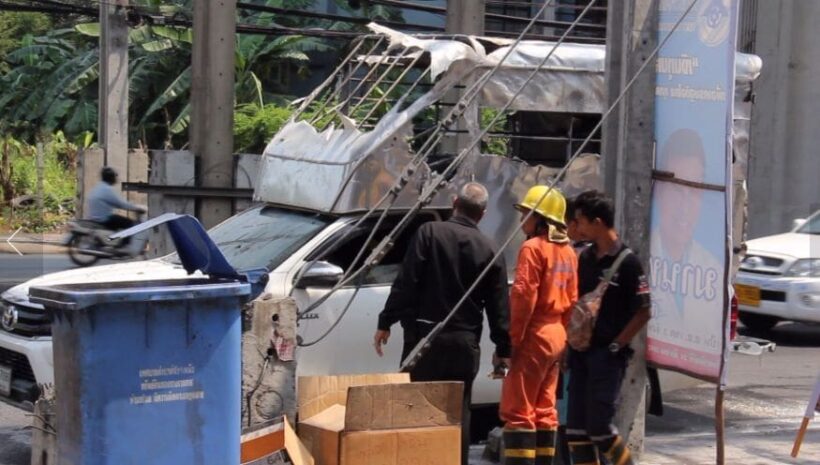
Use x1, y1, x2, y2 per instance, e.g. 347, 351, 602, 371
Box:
30, 278, 250, 465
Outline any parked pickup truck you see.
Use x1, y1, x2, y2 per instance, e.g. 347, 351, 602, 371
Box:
0, 205, 478, 405
735, 210, 820, 331
0, 25, 761, 411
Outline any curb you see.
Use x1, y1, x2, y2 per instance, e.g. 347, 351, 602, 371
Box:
0, 234, 66, 255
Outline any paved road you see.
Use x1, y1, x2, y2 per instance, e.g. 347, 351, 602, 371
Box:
643, 323, 820, 464
0, 255, 75, 293
2, 322, 819, 464
0, 254, 118, 294
1, 253, 819, 464
0, 401, 27, 465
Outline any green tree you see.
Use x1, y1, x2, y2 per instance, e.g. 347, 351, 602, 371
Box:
0, 12, 52, 72
234, 103, 294, 153
0, 29, 99, 142
0, 0, 404, 149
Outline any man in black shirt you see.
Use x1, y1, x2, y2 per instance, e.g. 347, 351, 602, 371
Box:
374, 182, 512, 465
566, 191, 651, 465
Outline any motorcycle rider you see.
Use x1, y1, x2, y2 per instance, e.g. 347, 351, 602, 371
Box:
86, 167, 146, 231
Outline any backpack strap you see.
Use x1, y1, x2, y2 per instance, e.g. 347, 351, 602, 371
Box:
602, 247, 632, 284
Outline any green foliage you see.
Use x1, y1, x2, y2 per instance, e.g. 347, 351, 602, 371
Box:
0, 207, 71, 233
0, 0, 407, 150
481, 108, 511, 156
0, 29, 99, 143
0, 133, 77, 232
0, 12, 52, 72
234, 103, 294, 153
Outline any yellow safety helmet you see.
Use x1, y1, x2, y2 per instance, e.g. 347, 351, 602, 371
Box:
515, 185, 566, 226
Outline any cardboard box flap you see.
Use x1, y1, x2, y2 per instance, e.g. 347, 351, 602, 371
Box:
344, 381, 463, 432
284, 418, 315, 465
299, 404, 347, 433
339, 426, 461, 465
298, 374, 409, 421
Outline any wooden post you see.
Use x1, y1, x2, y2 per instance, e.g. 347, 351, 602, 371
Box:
792, 373, 820, 457
792, 417, 811, 458
716, 387, 726, 464
35, 140, 44, 214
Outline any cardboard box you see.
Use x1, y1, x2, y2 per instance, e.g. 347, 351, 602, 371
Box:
339, 426, 461, 465
297, 374, 463, 465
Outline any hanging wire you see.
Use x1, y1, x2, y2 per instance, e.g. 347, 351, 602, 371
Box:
295, 1, 601, 348
295, 0, 565, 320
295, 35, 384, 122
399, 0, 700, 371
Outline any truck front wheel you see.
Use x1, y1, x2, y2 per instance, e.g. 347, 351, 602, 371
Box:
739, 312, 779, 333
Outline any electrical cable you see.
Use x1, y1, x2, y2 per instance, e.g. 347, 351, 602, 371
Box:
237, 2, 443, 33
297, 205, 392, 347
399, 0, 700, 372
294, 0, 571, 320
366, 0, 606, 33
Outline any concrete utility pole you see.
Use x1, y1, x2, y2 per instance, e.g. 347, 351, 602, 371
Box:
99, 0, 129, 190
602, 0, 659, 460
191, 0, 237, 228
445, 0, 486, 35
443, 0, 486, 157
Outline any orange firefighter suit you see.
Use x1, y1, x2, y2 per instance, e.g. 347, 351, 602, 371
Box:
500, 230, 578, 432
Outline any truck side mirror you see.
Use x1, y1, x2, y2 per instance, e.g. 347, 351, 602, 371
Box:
294, 261, 344, 289
792, 218, 807, 231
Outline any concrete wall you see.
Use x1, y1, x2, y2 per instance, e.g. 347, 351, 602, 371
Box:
748, 0, 820, 238
147, 150, 196, 258
76, 148, 148, 219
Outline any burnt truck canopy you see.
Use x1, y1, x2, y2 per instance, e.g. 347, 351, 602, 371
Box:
253, 24, 761, 270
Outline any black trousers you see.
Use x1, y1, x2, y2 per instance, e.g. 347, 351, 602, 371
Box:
566, 346, 630, 445
102, 214, 135, 231
403, 330, 480, 465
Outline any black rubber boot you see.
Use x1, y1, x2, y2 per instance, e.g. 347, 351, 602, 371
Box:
503, 428, 537, 465
535, 428, 557, 465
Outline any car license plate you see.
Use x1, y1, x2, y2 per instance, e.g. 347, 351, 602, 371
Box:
0, 365, 11, 397
736, 284, 761, 307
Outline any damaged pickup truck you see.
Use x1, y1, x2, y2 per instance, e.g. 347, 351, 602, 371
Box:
0, 25, 761, 427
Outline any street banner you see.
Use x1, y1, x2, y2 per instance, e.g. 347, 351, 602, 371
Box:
647, 0, 739, 383
807, 375, 820, 419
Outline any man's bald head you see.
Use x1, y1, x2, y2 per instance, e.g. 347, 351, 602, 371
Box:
454, 182, 489, 222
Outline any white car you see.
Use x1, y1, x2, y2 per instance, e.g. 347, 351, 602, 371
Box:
735, 210, 820, 331
0, 205, 507, 408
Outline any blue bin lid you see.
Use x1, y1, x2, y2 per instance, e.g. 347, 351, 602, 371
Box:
111, 213, 240, 279
29, 279, 250, 311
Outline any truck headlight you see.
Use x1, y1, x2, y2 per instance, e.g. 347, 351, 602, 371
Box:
800, 293, 820, 307
785, 259, 820, 278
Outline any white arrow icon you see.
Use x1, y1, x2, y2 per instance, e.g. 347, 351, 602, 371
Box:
6, 227, 23, 256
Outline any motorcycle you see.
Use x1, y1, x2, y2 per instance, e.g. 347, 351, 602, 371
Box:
64, 215, 149, 267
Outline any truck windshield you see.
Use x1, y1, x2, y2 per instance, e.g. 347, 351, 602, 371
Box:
797, 213, 820, 235
166, 206, 331, 271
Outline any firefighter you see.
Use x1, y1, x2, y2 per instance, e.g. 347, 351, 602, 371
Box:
500, 186, 578, 465
565, 190, 651, 465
